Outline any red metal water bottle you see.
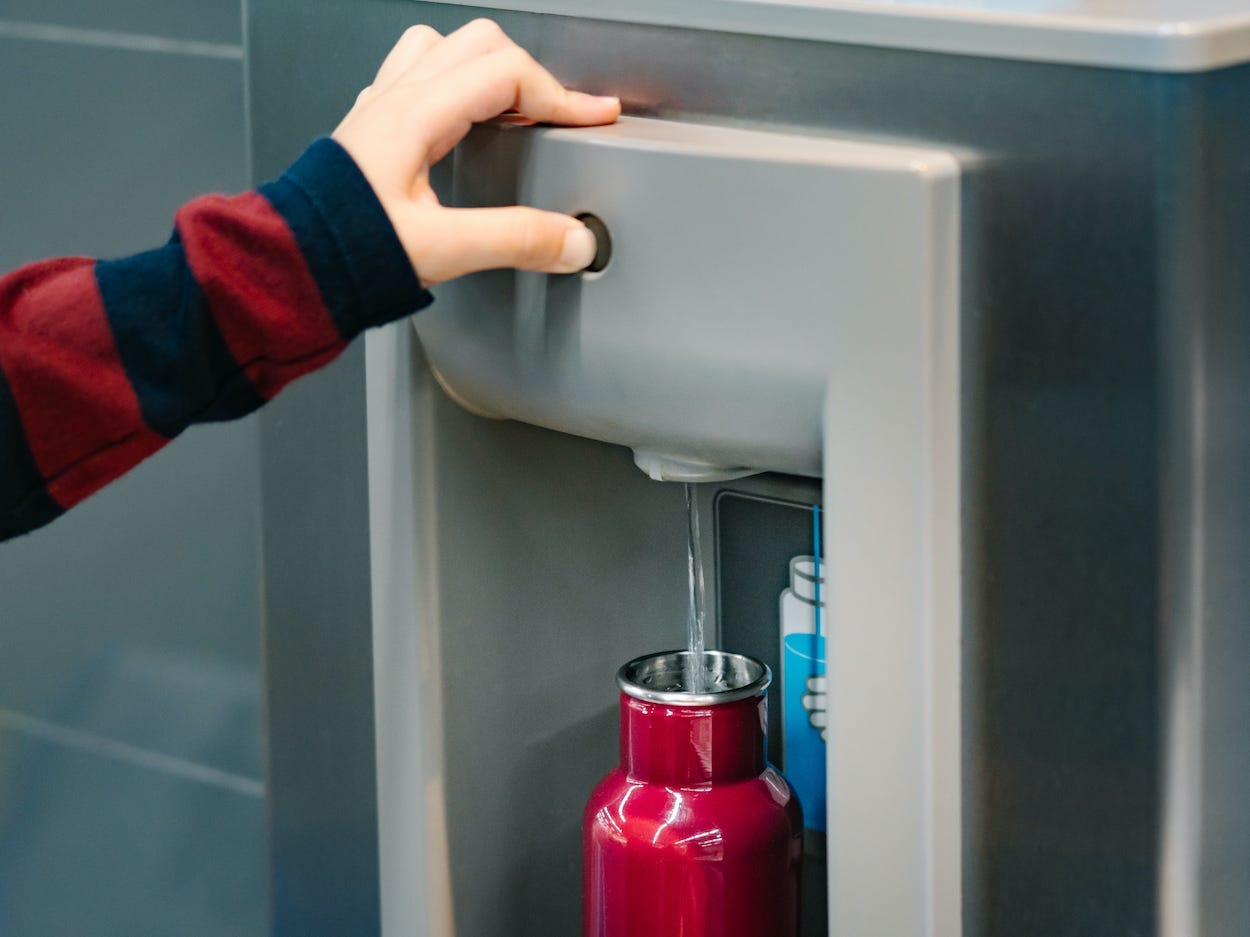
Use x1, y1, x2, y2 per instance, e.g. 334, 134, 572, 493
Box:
583, 650, 802, 937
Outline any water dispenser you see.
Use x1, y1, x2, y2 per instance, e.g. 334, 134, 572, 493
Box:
408, 112, 962, 936
249, 3, 1250, 936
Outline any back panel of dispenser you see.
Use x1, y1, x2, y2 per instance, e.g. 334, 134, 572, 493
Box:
711, 477, 827, 937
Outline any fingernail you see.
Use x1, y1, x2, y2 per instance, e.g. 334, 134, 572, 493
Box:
558, 224, 597, 272
596, 95, 621, 107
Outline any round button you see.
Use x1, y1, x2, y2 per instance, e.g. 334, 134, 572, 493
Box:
575, 212, 612, 273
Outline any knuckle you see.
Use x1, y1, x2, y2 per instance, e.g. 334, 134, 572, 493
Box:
466, 17, 506, 41
503, 44, 533, 66
403, 24, 439, 44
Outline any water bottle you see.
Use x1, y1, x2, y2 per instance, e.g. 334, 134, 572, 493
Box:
780, 554, 827, 832
583, 650, 802, 937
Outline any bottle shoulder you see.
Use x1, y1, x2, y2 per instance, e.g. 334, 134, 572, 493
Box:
585, 768, 800, 854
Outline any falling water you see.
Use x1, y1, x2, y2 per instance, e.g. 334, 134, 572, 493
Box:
685, 482, 707, 694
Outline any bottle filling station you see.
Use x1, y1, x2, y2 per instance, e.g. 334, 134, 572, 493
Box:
249, 2, 1250, 935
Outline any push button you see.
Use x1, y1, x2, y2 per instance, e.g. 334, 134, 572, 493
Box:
575, 212, 612, 273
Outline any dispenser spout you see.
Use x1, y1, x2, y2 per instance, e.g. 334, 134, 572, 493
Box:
631, 449, 757, 483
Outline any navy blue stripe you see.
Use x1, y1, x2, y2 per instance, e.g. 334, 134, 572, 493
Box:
260, 169, 356, 339
260, 138, 432, 340
0, 365, 63, 540
97, 240, 266, 437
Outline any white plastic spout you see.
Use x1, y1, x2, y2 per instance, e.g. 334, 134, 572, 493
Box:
631, 449, 757, 483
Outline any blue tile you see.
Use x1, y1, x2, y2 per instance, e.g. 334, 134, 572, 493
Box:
0, 727, 265, 937
0, 1, 242, 46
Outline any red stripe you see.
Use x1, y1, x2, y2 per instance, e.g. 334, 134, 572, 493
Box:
177, 191, 345, 400
0, 258, 166, 508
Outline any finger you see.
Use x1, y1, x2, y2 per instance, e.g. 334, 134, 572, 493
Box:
371, 25, 443, 92
806, 675, 828, 694
415, 46, 619, 155
406, 18, 517, 82
407, 206, 598, 284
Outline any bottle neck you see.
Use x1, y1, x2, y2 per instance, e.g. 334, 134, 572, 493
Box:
618, 692, 766, 786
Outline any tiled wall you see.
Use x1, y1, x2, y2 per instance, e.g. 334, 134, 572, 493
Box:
0, 4, 265, 935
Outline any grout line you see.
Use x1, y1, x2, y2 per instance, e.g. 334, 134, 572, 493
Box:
0, 708, 264, 799
0, 19, 243, 60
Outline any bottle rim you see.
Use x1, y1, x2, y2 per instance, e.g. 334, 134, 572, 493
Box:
617, 649, 772, 706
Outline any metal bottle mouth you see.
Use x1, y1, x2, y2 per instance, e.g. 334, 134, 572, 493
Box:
617, 650, 771, 706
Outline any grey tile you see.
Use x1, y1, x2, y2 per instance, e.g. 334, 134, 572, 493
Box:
0, 38, 261, 779
0, 38, 247, 267
0, 1, 242, 46
0, 727, 265, 937
0, 419, 265, 778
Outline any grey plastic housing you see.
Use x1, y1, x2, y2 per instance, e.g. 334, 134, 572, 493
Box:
411, 118, 965, 934
416, 116, 960, 481
426, 0, 1250, 72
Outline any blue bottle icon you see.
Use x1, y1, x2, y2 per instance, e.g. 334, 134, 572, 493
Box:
780, 554, 826, 831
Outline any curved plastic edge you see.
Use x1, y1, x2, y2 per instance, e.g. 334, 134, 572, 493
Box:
821, 145, 961, 935
424, 354, 507, 421
427, 0, 1250, 73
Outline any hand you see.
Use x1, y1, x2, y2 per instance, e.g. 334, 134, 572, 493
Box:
801, 675, 828, 741
332, 19, 620, 287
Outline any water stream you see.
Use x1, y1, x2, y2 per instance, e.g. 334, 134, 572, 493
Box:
685, 482, 707, 693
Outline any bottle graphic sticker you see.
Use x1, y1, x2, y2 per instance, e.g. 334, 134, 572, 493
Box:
780, 540, 826, 832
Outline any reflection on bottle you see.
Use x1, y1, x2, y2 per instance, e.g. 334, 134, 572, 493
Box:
780, 553, 826, 832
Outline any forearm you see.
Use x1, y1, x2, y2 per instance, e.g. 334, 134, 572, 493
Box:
0, 138, 431, 541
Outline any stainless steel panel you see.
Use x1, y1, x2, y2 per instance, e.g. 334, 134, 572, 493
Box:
259, 348, 383, 937
1156, 70, 1250, 937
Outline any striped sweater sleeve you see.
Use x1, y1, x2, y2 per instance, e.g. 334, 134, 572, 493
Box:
0, 137, 432, 541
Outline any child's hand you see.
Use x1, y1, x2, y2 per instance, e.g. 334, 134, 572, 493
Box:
332, 19, 620, 287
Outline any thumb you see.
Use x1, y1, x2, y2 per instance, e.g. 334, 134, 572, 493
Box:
405, 205, 598, 285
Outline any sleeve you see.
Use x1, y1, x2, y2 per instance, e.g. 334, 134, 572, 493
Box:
0, 137, 433, 541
